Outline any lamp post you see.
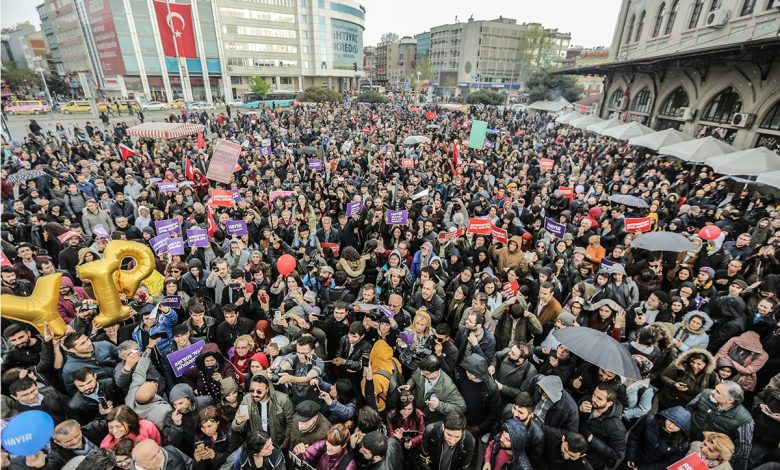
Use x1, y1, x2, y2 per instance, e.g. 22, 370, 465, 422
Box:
33, 58, 55, 118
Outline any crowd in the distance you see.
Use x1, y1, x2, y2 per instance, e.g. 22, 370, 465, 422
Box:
1, 99, 780, 470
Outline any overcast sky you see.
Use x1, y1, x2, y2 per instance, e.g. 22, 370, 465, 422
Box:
2, 0, 620, 48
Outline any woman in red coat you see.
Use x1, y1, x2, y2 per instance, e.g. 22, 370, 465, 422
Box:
100, 405, 161, 449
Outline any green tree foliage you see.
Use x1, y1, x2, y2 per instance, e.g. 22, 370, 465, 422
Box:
2, 63, 40, 91
412, 58, 433, 85
45, 74, 71, 98
526, 70, 583, 103
356, 90, 389, 103
248, 77, 271, 99
465, 89, 506, 105
296, 86, 341, 103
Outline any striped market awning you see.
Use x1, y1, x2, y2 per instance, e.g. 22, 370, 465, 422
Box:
126, 122, 205, 139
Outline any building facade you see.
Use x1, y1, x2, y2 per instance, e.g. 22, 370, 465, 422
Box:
428, 17, 571, 98
415, 31, 430, 62
37, 0, 365, 102
563, 0, 780, 150
362, 45, 376, 84
1, 23, 38, 70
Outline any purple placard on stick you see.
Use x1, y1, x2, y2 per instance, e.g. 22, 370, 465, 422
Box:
259, 146, 272, 156
150, 234, 171, 254
225, 220, 248, 236
161, 296, 181, 309
167, 340, 205, 377
600, 259, 620, 270
186, 228, 209, 247
308, 159, 323, 171
385, 209, 409, 225
155, 218, 181, 236
346, 201, 364, 217
178, 181, 194, 188
230, 189, 242, 202
543, 217, 566, 239
92, 224, 110, 239
148, 177, 162, 183
159, 182, 177, 192
166, 237, 185, 255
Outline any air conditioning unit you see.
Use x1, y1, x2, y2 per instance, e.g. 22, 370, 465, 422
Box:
706, 9, 730, 28
679, 107, 695, 121
730, 113, 755, 128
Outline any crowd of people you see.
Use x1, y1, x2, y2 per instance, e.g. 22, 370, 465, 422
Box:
1, 99, 780, 470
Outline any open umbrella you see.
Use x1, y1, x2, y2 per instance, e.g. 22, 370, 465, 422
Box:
5, 169, 46, 184
404, 135, 431, 146
658, 136, 737, 163
756, 170, 780, 189
630, 231, 695, 252
628, 128, 694, 151
553, 327, 641, 380
608, 194, 648, 208
300, 146, 318, 155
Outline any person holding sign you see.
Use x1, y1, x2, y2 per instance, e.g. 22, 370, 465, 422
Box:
489, 235, 529, 274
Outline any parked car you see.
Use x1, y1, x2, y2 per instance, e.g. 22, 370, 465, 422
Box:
168, 98, 185, 108
61, 100, 107, 114
5, 100, 50, 115
228, 99, 245, 107
185, 101, 215, 111
141, 101, 170, 111
113, 100, 141, 111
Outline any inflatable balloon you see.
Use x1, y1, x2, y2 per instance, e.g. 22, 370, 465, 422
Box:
426, 111, 436, 121
698, 225, 722, 241
0, 274, 66, 337
277, 254, 297, 276
77, 240, 156, 328
1, 410, 54, 456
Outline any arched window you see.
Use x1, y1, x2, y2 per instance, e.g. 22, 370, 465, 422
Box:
759, 101, 780, 131
665, 0, 679, 34
635, 11, 646, 41
653, 3, 667, 37
609, 88, 624, 109
689, 0, 704, 28
626, 14, 635, 44
740, 0, 757, 16
658, 87, 690, 117
630, 88, 653, 114
701, 87, 742, 124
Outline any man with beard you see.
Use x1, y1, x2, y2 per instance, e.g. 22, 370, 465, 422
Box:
1, 266, 32, 296
67, 367, 117, 424
2, 323, 43, 369
578, 383, 627, 470
454, 311, 497, 365
61, 332, 119, 394
232, 373, 295, 450
420, 410, 475, 470
303, 264, 335, 297
541, 433, 592, 470
490, 343, 538, 404
163, 383, 213, 456
57, 231, 84, 280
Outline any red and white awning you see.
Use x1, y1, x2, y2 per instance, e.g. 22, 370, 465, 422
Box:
126, 122, 205, 139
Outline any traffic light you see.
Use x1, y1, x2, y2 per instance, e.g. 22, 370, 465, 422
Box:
353, 62, 358, 71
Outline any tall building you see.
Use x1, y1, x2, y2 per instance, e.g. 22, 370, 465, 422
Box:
428, 16, 570, 97
561, 0, 780, 150
362, 45, 376, 83
415, 31, 430, 61
561, 47, 610, 96
37, 0, 365, 102
1, 23, 38, 69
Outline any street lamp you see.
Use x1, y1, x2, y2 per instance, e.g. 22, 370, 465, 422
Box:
33, 58, 55, 117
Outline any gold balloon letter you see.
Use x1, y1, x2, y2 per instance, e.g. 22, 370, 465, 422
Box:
0, 274, 67, 337
77, 240, 155, 328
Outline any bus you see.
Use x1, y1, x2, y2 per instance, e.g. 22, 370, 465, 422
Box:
245, 91, 298, 109
360, 84, 386, 94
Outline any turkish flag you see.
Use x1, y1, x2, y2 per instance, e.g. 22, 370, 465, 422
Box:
206, 207, 217, 237
154, 1, 198, 58
197, 132, 205, 149
119, 144, 135, 161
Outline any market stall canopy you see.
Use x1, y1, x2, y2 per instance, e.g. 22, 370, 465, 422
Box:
704, 147, 780, 176
657, 136, 737, 163
527, 97, 572, 113
628, 128, 694, 151
602, 121, 655, 141
570, 114, 604, 130
586, 117, 622, 134
555, 111, 583, 124
126, 122, 206, 139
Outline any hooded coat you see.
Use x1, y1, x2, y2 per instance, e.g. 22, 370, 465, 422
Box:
485, 418, 533, 470
490, 235, 530, 273
57, 275, 92, 324
673, 311, 713, 352
163, 383, 213, 455
715, 331, 768, 391
458, 354, 502, 434
658, 348, 717, 410
707, 296, 748, 353
625, 406, 692, 470
231, 372, 294, 450
361, 340, 403, 413
536, 375, 580, 437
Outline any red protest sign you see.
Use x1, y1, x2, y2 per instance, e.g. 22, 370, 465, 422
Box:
439, 227, 466, 243
210, 189, 236, 207
401, 158, 415, 168
558, 186, 575, 200
625, 217, 654, 233
666, 453, 708, 470
321, 242, 340, 257
502, 281, 519, 298
490, 224, 508, 244
467, 218, 492, 235
540, 158, 554, 171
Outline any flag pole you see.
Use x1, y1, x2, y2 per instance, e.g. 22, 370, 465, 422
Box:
165, 0, 191, 103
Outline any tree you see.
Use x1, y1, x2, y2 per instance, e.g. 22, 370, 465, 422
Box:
380, 32, 399, 43
248, 76, 271, 99
45, 74, 71, 99
465, 89, 506, 105
357, 90, 389, 104
412, 58, 433, 86
2, 63, 39, 91
526, 70, 583, 103
296, 87, 341, 103
516, 26, 559, 83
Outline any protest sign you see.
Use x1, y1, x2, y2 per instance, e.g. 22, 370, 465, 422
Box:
309, 159, 323, 171
411, 189, 429, 201
321, 242, 340, 257
502, 281, 520, 298
544, 217, 567, 239
558, 186, 575, 199
206, 139, 242, 183
186, 228, 209, 247
230, 189, 242, 202
210, 189, 235, 207
666, 453, 708, 470
150, 234, 171, 254
346, 201, 364, 217
225, 220, 248, 236
437, 227, 465, 243
166, 237, 184, 255
385, 210, 409, 225
92, 224, 110, 239
158, 182, 177, 192
468, 120, 489, 149
540, 158, 554, 171
401, 158, 415, 168
467, 218, 492, 235
155, 218, 181, 236
625, 217, 654, 233
167, 341, 205, 377
160, 296, 181, 309
490, 224, 508, 244
270, 190, 293, 201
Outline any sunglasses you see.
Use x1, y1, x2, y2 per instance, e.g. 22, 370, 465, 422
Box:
400, 395, 414, 403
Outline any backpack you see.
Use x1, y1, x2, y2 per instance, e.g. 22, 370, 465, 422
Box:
375, 360, 404, 404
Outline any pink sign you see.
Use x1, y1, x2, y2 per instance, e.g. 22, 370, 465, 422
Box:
206, 140, 242, 184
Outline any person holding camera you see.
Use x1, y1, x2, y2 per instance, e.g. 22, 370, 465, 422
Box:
57, 274, 94, 325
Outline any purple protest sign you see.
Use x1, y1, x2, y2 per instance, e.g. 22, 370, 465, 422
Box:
600, 259, 620, 270
259, 146, 272, 156
178, 181, 194, 188
150, 234, 171, 254
380, 145, 387, 153
230, 189, 242, 202
92, 224, 110, 239
385, 209, 409, 225
308, 159, 323, 171
346, 201, 364, 217
166, 237, 185, 255
148, 177, 162, 183
158, 182, 177, 192
186, 228, 209, 248
161, 296, 181, 309
155, 218, 181, 236
543, 217, 566, 239
225, 220, 248, 236
167, 340, 205, 377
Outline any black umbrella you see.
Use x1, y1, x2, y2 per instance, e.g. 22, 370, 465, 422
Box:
6, 169, 46, 184
631, 231, 696, 253
301, 146, 317, 155
553, 327, 641, 380
608, 194, 648, 208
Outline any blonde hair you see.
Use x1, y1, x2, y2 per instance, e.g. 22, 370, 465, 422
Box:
702, 432, 735, 462
412, 311, 432, 337
234, 334, 254, 349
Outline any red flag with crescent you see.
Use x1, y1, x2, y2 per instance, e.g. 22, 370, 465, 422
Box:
206, 207, 217, 237
154, 1, 198, 58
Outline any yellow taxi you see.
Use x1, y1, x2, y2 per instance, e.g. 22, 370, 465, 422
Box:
61, 100, 108, 114
113, 100, 141, 111
168, 98, 184, 108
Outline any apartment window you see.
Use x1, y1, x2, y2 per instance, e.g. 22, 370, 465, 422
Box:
280, 77, 293, 85
665, 0, 679, 34
759, 101, 780, 130
609, 88, 624, 109
653, 3, 666, 37
689, 0, 704, 28
631, 88, 653, 114
635, 10, 646, 42
318, 0, 324, 7
709, 0, 721, 11
701, 87, 743, 124
626, 14, 635, 44
740, 0, 757, 15
659, 87, 689, 117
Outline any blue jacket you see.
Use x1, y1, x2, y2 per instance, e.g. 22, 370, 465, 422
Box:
131, 306, 178, 353
410, 250, 431, 283
62, 341, 118, 394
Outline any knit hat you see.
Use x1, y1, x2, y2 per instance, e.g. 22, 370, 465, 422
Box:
730, 279, 748, 290
219, 377, 239, 396
651, 290, 670, 305
698, 266, 715, 279
557, 311, 577, 327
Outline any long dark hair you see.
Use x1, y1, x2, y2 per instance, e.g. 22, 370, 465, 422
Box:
389, 392, 422, 430
656, 416, 687, 446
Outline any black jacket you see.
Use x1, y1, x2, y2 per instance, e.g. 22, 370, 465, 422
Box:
214, 317, 255, 353
45, 420, 106, 470
334, 337, 371, 372
10, 385, 67, 425
579, 404, 627, 470
66, 378, 116, 424
421, 422, 475, 470
405, 292, 446, 325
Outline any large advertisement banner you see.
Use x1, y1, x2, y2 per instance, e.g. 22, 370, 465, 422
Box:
86, 0, 126, 76
332, 19, 363, 69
